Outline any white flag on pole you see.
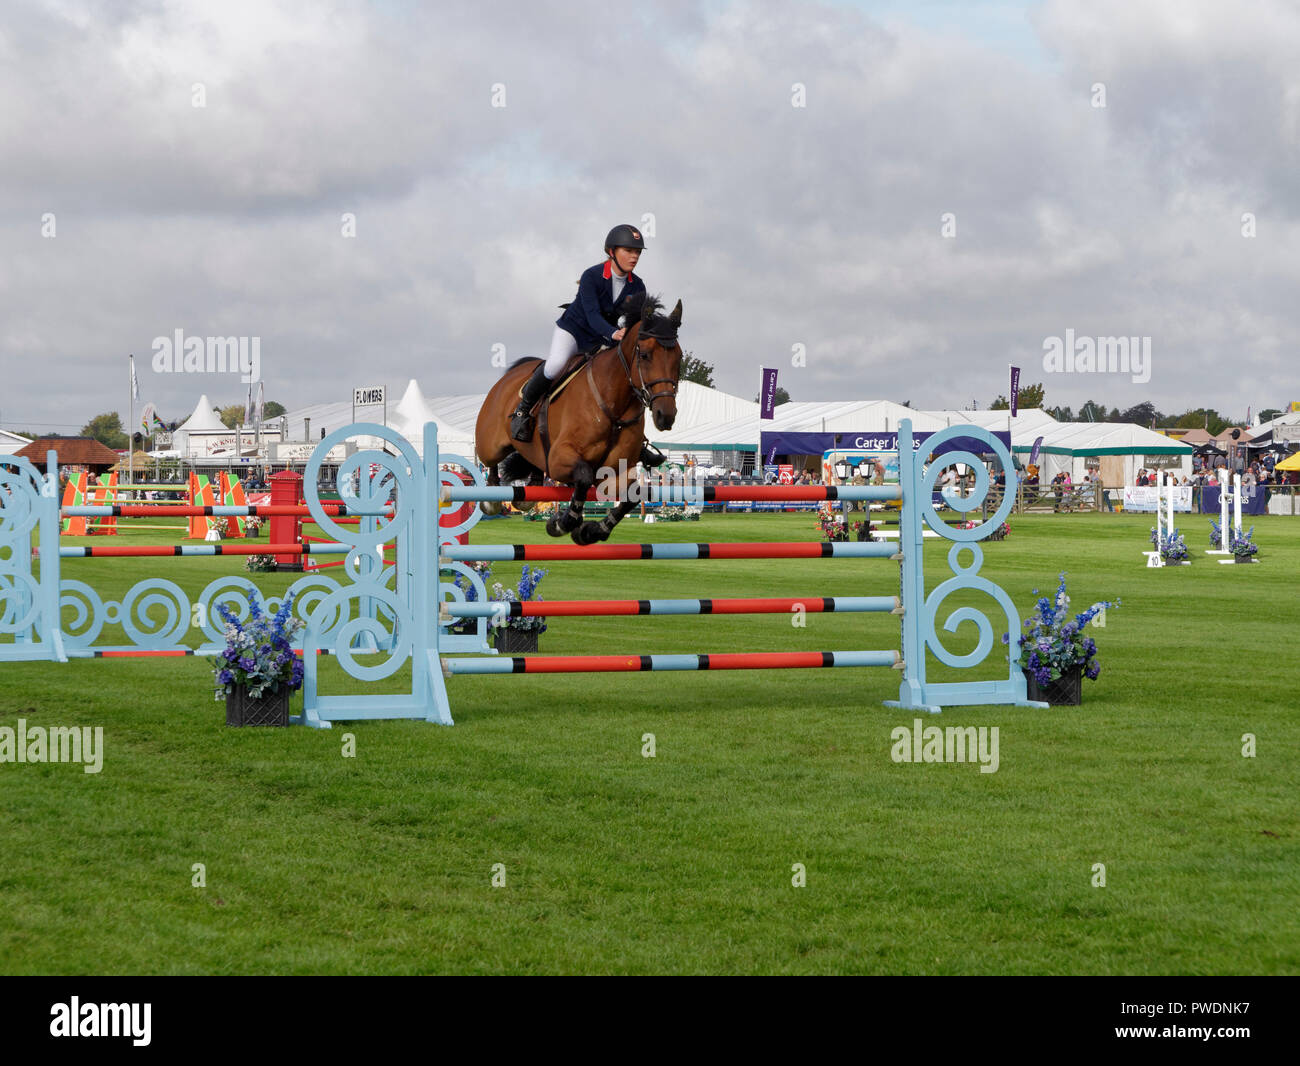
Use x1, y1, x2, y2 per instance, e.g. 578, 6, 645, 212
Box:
129, 355, 140, 400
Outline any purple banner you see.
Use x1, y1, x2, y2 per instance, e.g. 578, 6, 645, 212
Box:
1029, 435, 1043, 466
1010, 366, 1020, 417
760, 367, 778, 419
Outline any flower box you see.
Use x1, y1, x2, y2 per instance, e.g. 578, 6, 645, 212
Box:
226, 684, 290, 727
494, 627, 539, 655
1023, 665, 1082, 706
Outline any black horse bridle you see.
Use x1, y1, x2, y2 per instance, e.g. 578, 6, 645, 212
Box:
586, 331, 679, 432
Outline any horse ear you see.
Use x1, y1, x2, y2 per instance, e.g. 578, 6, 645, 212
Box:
668, 300, 682, 327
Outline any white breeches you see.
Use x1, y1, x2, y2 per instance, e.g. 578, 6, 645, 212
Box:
543, 326, 580, 378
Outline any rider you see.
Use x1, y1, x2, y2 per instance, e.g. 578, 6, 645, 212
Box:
510, 224, 648, 442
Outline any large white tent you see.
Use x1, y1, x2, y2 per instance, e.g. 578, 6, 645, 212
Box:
388, 379, 476, 458
1010, 421, 1193, 486
170, 394, 244, 458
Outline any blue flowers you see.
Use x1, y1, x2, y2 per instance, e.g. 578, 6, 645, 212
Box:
490, 565, 550, 634
209, 591, 307, 701
452, 561, 493, 602
1002, 572, 1119, 686
1150, 526, 1189, 563
1229, 525, 1258, 557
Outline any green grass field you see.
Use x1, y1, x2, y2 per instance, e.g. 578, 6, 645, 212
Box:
2, 510, 1297, 974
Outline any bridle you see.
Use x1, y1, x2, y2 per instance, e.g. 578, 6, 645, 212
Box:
586, 329, 679, 433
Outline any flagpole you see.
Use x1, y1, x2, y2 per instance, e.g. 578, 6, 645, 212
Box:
128, 355, 135, 487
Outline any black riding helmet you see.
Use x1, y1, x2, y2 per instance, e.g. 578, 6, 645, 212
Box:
604, 224, 645, 253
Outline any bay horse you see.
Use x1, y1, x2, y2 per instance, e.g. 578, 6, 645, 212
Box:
476, 295, 683, 545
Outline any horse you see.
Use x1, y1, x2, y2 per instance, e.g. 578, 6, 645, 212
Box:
475, 296, 683, 545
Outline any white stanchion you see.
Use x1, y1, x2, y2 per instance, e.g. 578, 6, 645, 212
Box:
1207, 470, 1238, 559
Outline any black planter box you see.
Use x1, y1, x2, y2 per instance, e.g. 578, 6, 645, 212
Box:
494, 627, 540, 654
1233, 554, 1255, 563
1023, 665, 1083, 706
226, 685, 291, 727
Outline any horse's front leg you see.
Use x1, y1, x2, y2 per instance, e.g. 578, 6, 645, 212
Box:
572, 454, 638, 545
544, 458, 593, 538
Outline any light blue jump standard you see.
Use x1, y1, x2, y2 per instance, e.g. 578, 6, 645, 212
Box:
888, 422, 1045, 713
0, 418, 1045, 723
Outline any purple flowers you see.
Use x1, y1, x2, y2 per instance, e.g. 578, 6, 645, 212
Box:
209, 591, 307, 701
1003, 572, 1119, 687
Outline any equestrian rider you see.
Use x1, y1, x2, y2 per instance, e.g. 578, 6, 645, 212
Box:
510, 224, 648, 442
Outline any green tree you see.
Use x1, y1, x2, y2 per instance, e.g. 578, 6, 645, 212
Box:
1258, 408, 1282, 424
80, 412, 129, 450
1173, 408, 1229, 435
1119, 401, 1161, 427
990, 382, 1043, 410
1078, 399, 1107, 422
218, 404, 245, 428
263, 400, 287, 420
1018, 382, 1045, 409
679, 352, 714, 388
1047, 405, 1074, 421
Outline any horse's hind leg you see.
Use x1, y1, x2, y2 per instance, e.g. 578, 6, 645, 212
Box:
545, 458, 594, 539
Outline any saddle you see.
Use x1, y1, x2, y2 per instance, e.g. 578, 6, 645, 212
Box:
520, 350, 597, 421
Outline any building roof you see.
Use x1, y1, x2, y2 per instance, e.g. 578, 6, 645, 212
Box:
14, 436, 123, 467
1009, 422, 1193, 456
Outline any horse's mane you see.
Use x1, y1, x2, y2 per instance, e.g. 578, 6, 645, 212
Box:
624, 292, 663, 321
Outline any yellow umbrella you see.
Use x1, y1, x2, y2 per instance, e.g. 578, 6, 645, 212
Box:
1275, 451, 1300, 471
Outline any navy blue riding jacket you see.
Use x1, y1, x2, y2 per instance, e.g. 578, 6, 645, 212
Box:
555, 260, 647, 350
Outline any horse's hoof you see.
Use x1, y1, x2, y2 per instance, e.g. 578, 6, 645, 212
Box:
545, 517, 565, 538
572, 521, 610, 546
480, 501, 502, 517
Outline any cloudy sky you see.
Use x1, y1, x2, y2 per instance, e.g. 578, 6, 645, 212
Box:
3, 0, 1298, 436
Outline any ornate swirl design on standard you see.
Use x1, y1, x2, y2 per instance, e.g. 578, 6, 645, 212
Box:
311, 583, 413, 681
282, 575, 347, 646
917, 426, 1016, 542
436, 452, 487, 543
0, 457, 47, 543
58, 580, 109, 649
303, 423, 419, 550
920, 542, 1022, 670
0, 572, 42, 634
439, 561, 488, 624
117, 579, 190, 648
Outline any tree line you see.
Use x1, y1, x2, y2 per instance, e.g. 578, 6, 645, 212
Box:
987, 382, 1280, 436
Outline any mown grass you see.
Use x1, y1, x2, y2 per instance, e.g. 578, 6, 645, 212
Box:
1, 510, 1297, 974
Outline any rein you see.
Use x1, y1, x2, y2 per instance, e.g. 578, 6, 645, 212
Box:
585, 332, 678, 434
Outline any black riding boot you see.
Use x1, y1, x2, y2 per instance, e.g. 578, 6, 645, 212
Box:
510, 364, 554, 442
